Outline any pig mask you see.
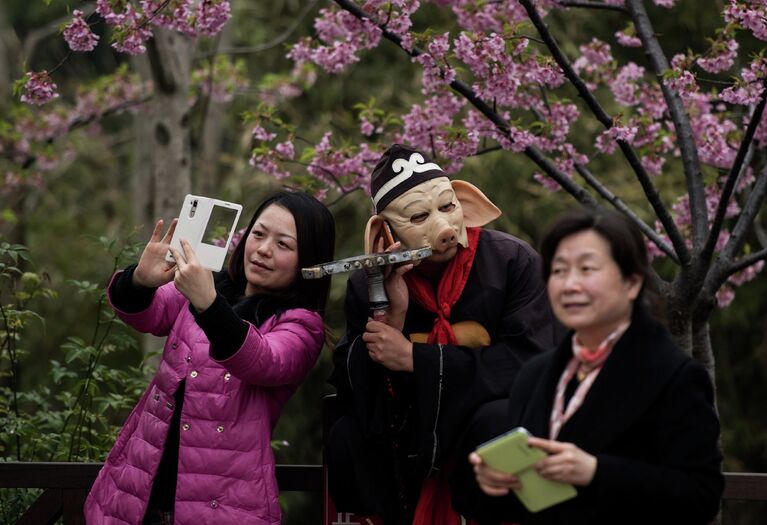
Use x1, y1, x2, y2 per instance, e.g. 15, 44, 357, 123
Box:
365, 144, 501, 263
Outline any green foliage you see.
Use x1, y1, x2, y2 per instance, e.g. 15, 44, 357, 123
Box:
0, 238, 151, 523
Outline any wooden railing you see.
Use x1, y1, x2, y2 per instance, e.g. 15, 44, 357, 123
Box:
0, 462, 322, 525
0, 463, 765, 525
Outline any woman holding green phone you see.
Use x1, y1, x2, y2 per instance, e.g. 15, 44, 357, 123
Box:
452, 208, 723, 525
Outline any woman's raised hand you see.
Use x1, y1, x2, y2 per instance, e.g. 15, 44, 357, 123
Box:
169, 240, 216, 313
133, 219, 178, 289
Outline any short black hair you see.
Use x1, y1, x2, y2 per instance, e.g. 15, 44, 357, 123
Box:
540, 207, 648, 286
228, 191, 335, 316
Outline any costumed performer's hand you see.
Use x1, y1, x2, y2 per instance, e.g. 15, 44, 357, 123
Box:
375, 239, 413, 330
169, 240, 216, 313
469, 452, 522, 496
133, 219, 178, 288
528, 436, 597, 487
363, 318, 413, 372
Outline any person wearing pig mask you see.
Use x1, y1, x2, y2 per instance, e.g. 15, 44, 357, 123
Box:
326, 144, 564, 524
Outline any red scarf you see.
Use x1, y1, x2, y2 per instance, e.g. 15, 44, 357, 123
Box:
407, 227, 481, 525
404, 227, 481, 345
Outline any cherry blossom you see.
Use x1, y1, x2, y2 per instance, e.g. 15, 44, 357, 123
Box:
19, 72, 59, 106
63, 10, 100, 52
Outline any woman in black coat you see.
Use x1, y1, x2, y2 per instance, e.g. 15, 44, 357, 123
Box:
451, 208, 723, 525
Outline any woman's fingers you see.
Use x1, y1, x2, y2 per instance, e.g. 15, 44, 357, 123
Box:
149, 220, 165, 243
179, 239, 199, 264
470, 452, 521, 489
477, 482, 511, 497
528, 436, 565, 453
160, 218, 178, 244
169, 247, 186, 268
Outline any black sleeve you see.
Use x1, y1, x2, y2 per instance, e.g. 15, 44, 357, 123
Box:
589, 360, 723, 523
192, 294, 249, 361
328, 271, 394, 437
109, 264, 156, 313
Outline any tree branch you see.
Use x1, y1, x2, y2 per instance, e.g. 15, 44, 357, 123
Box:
7, 95, 152, 170
701, 83, 767, 268
722, 162, 767, 262
626, 0, 707, 251
704, 161, 767, 295
518, 0, 690, 266
727, 247, 767, 278
554, 0, 628, 13
573, 162, 678, 261
332, 0, 598, 208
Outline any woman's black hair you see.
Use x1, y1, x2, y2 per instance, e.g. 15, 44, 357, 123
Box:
540, 207, 649, 288
227, 190, 335, 316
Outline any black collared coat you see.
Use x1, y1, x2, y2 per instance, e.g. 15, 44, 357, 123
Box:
452, 306, 724, 525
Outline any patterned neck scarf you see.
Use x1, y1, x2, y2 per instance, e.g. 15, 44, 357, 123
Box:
403, 227, 481, 345
549, 321, 630, 440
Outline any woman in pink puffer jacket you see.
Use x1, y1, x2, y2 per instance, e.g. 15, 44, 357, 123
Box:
85, 191, 335, 525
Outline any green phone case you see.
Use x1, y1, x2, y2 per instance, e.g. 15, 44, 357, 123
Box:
476, 427, 577, 513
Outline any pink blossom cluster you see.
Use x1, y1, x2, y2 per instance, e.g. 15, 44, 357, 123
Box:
287, 6, 385, 74
247, 126, 382, 197
720, 57, 767, 106
693, 112, 739, 169
249, 152, 291, 180
453, 31, 563, 107
360, 115, 384, 137
20, 71, 59, 105
713, 252, 764, 307
725, 1, 767, 41
611, 63, 645, 106
305, 133, 381, 193
400, 93, 468, 168
251, 125, 276, 142
146, 0, 231, 37
435, 0, 532, 33
94, 0, 231, 56
414, 51, 456, 94
595, 125, 638, 155
9, 68, 147, 172
573, 39, 613, 74
615, 27, 642, 48
63, 10, 100, 52
362, 0, 421, 36
96, 0, 152, 55
697, 37, 738, 74
248, 125, 290, 180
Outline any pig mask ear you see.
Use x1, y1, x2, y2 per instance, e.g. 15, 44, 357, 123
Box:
453, 180, 501, 227
364, 215, 393, 254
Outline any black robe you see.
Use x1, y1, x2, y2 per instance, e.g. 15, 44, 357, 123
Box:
450, 306, 724, 525
326, 229, 563, 524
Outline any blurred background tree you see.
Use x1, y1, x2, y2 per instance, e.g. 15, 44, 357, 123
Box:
0, 0, 765, 523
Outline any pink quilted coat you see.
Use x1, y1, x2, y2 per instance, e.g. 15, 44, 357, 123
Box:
84, 276, 324, 524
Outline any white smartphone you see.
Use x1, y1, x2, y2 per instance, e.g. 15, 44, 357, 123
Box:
165, 195, 243, 271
